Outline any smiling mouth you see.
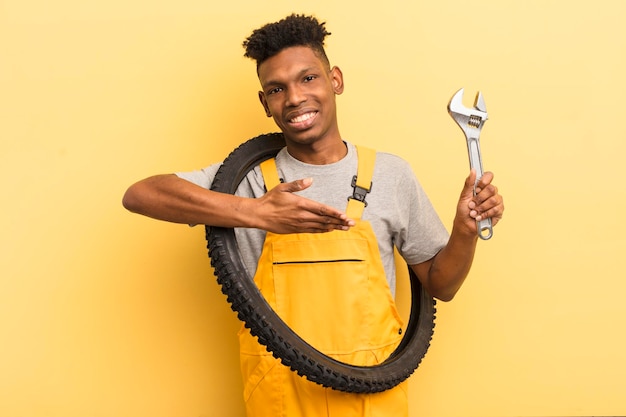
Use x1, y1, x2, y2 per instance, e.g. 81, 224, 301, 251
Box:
289, 111, 317, 124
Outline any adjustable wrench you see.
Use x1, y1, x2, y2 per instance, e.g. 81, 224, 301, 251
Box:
447, 88, 493, 240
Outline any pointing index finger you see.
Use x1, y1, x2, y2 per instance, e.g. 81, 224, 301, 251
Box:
317, 204, 355, 227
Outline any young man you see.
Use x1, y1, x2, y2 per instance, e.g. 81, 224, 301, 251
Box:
123, 14, 504, 417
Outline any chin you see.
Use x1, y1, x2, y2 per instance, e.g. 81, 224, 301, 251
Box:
282, 130, 320, 145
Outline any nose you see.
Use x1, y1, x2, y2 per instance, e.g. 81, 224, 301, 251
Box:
285, 85, 306, 107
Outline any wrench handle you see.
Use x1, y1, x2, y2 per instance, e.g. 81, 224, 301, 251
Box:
477, 216, 493, 240
467, 137, 493, 240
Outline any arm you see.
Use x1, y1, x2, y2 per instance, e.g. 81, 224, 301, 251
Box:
411, 170, 504, 301
122, 174, 355, 233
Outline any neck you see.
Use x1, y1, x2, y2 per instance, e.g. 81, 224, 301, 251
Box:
285, 135, 347, 165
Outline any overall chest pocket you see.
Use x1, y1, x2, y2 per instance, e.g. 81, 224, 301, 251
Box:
271, 236, 372, 357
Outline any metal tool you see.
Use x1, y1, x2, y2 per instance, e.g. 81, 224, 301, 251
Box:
447, 88, 493, 240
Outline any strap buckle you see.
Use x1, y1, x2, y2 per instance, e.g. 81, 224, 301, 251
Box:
348, 175, 372, 206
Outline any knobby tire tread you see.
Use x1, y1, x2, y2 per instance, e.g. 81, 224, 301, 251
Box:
205, 133, 436, 393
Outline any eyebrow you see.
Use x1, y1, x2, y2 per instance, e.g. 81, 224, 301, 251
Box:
261, 66, 318, 90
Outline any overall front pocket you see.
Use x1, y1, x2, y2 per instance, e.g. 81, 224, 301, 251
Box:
271, 237, 371, 358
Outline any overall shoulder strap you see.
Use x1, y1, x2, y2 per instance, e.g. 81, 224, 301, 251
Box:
259, 158, 281, 191
259, 147, 376, 220
346, 146, 376, 220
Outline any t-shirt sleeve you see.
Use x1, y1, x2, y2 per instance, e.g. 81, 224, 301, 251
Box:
392, 158, 450, 265
175, 163, 221, 189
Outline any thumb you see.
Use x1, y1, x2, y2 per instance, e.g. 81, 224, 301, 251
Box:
282, 177, 313, 193
461, 169, 477, 198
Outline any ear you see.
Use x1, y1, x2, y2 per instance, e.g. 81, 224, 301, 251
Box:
330, 66, 344, 95
258, 91, 272, 117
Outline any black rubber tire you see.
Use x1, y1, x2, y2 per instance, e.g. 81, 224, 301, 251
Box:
205, 133, 436, 393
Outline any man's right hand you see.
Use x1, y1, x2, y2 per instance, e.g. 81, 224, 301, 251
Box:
252, 178, 355, 234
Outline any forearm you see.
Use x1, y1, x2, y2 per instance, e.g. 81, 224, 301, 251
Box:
122, 174, 256, 227
417, 169, 503, 301
421, 227, 478, 302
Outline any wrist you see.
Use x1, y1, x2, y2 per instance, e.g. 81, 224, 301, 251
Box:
236, 197, 261, 229
450, 221, 479, 244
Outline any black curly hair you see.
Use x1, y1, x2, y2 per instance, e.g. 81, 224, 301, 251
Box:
243, 14, 331, 70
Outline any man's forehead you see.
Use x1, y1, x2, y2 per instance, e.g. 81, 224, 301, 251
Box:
258, 46, 326, 83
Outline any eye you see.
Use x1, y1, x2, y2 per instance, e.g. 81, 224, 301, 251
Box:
267, 87, 283, 95
303, 75, 317, 83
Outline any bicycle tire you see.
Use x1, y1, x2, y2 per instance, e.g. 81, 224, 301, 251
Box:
205, 133, 436, 393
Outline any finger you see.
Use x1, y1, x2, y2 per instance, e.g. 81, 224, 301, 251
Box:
474, 184, 499, 207
278, 179, 354, 224
474, 195, 504, 222
315, 204, 353, 221
461, 169, 477, 198
295, 218, 353, 233
295, 197, 350, 222
280, 178, 313, 193
475, 204, 504, 225
291, 202, 355, 232
475, 171, 494, 194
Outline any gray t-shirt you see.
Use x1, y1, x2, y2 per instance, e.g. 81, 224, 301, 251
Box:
176, 141, 449, 294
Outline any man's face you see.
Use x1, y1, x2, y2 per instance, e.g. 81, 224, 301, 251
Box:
257, 46, 344, 146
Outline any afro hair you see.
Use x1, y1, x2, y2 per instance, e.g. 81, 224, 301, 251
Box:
243, 14, 331, 68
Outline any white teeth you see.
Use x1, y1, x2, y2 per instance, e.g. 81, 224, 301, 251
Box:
290, 112, 315, 123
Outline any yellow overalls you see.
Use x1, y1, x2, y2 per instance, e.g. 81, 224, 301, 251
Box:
239, 147, 408, 417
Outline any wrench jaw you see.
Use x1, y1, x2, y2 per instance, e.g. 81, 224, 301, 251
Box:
475, 91, 487, 113
447, 88, 488, 140
447, 88, 489, 177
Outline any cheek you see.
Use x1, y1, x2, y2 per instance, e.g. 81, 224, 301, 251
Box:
268, 105, 282, 119
264, 97, 282, 115
259, 93, 278, 117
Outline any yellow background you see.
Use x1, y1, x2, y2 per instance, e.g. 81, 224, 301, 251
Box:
1, 1, 625, 416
